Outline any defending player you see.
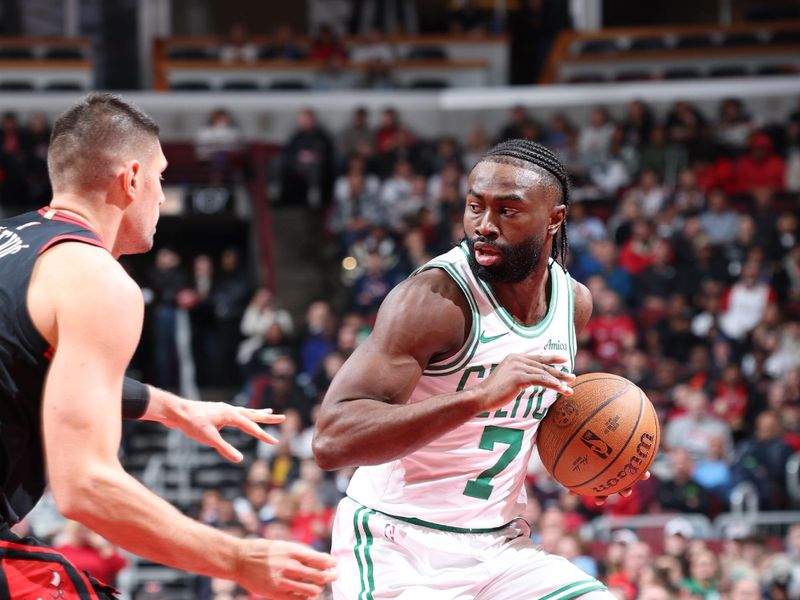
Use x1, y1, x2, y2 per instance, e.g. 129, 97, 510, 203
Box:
0, 94, 336, 599
314, 140, 631, 599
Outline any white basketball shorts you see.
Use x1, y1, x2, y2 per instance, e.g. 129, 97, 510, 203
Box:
331, 497, 606, 599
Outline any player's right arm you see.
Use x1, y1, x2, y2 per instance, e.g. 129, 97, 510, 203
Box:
313, 268, 574, 470
33, 243, 335, 599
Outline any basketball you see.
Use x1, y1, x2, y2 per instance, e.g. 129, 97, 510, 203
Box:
537, 373, 661, 497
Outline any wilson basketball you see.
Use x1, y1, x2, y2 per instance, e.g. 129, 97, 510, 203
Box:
537, 373, 660, 497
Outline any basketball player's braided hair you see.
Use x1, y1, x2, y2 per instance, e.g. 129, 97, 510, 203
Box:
479, 139, 571, 270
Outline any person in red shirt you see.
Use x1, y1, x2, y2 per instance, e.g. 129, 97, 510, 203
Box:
733, 132, 786, 195
618, 219, 657, 277
308, 23, 347, 62
581, 288, 637, 369
54, 521, 127, 588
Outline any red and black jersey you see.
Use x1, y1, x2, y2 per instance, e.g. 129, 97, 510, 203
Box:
0, 207, 104, 527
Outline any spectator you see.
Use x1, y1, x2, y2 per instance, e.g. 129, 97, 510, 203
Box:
731, 410, 794, 509
680, 548, 720, 599
693, 433, 733, 506
360, 58, 400, 90
671, 166, 706, 214
308, 23, 347, 61
565, 202, 607, 258
238, 288, 293, 367
212, 249, 252, 386
448, 0, 494, 34
261, 25, 305, 60
656, 448, 711, 514
714, 97, 753, 154
54, 521, 127, 588
623, 168, 669, 219
146, 248, 191, 390
314, 54, 357, 90
219, 23, 258, 64
618, 219, 657, 277
665, 389, 733, 462
606, 541, 652, 600
195, 109, 244, 184
581, 288, 637, 369
622, 99, 654, 149
733, 132, 786, 194
496, 105, 532, 143
299, 301, 337, 377
699, 189, 740, 246
463, 125, 491, 168
280, 108, 335, 207
255, 356, 313, 426
719, 258, 776, 341
337, 107, 373, 161
579, 106, 615, 164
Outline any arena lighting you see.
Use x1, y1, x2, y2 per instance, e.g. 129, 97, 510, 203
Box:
342, 256, 358, 271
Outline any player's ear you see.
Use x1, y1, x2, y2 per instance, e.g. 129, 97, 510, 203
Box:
548, 204, 566, 235
122, 160, 141, 201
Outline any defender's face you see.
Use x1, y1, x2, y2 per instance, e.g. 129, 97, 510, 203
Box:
120, 140, 167, 256
463, 161, 562, 283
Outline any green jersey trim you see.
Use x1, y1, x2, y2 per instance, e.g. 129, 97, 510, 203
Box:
420, 261, 481, 376
348, 496, 512, 533
566, 271, 576, 372
457, 242, 559, 338
540, 580, 607, 600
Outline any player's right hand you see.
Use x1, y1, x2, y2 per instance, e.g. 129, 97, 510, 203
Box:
236, 538, 337, 599
476, 354, 575, 413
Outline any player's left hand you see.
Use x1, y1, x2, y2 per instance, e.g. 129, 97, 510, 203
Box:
591, 470, 651, 506
163, 400, 285, 462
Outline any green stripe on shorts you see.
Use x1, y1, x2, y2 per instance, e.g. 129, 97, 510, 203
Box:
361, 509, 376, 599
540, 579, 607, 600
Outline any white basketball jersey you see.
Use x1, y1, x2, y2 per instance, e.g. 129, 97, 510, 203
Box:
346, 242, 577, 531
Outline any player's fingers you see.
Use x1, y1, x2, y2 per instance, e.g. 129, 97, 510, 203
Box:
619, 488, 633, 497
528, 368, 573, 395
229, 412, 279, 445
642, 470, 651, 481
203, 424, 243, 462
239, 407, 286, 424
291, 548, 338, 570
277, 578, 325, 597
594, 496, 608, 506
528, 354, 568, 365
283, 564, 338, 586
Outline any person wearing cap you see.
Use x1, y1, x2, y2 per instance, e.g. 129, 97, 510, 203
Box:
663, 516, 694, 568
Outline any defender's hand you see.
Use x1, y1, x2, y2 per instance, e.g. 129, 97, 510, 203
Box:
236, 539, 337, 599
163, 400, 285, 462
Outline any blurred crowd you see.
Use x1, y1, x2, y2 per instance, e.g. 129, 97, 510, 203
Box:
6, 94, 800, 599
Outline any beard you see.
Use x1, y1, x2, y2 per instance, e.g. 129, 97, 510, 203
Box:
465, 231, 544, 283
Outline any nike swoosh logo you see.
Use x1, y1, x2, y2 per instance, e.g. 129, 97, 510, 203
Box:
478, 331, 508, 343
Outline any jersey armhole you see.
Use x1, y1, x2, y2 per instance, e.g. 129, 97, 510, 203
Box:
418, 262, 481, 377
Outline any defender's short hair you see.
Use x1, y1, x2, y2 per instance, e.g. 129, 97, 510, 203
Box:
48, 93, 160, 191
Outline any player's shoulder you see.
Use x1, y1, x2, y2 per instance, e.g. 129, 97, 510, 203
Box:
387, 266, 470, 318
370, 266, 471, 354
37, 242, 140, 303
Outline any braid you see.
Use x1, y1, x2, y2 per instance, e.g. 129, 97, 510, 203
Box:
479, 139, 571, 270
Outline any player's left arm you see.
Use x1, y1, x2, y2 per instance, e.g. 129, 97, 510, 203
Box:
571, 279, 650, 503
138, 388, 285, 463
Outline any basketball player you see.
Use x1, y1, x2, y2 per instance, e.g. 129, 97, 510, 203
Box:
314, 140, 639, 599
0, 94, 335, 599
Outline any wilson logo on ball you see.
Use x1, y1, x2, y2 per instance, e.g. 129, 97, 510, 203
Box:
580, 429, 613, 459
591, 432, 656, 494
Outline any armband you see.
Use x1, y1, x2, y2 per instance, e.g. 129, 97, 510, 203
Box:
122, 377, 150, 419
